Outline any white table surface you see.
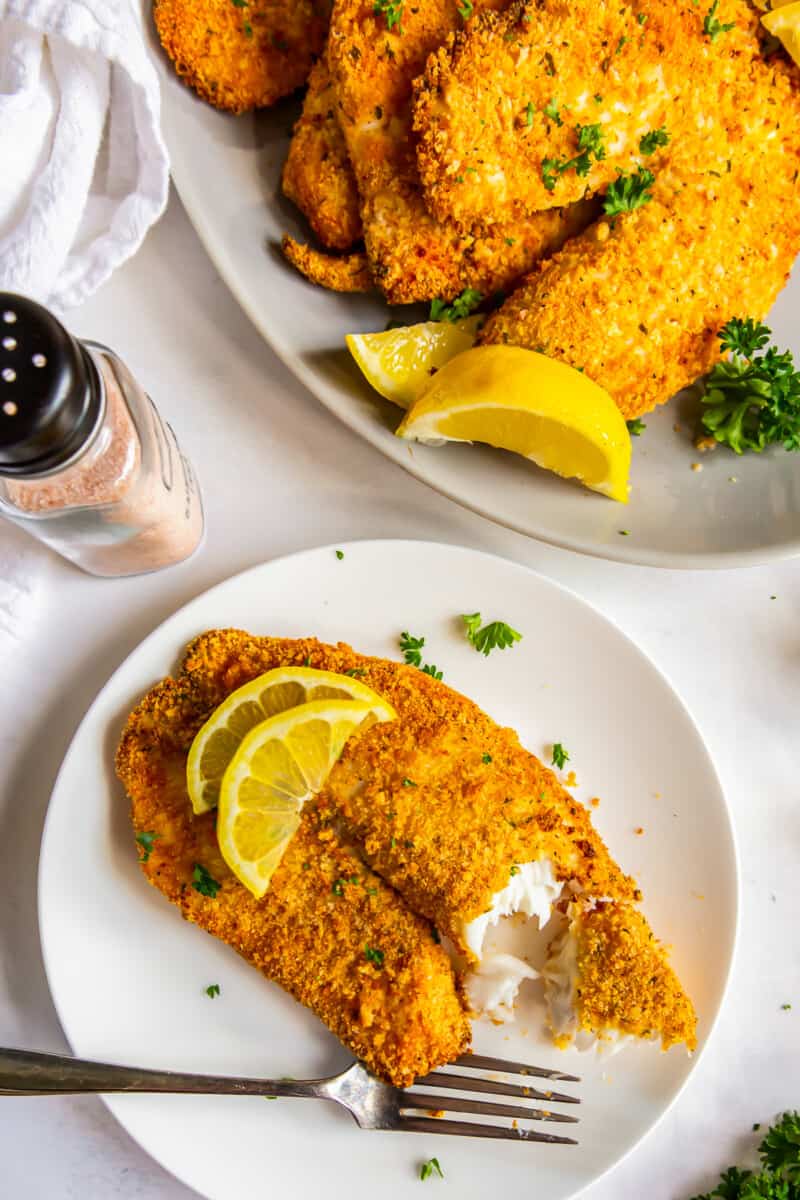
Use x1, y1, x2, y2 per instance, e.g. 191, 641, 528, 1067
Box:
1, 189, 798, 1200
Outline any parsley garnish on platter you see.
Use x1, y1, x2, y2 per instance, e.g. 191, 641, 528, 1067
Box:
399, 631, 444, 680
205, 984, 221, 998
335, 549, 344, 559
429, 287, 483, 323
627, 418, 647, 435
602, 167, 655, 215
543, 97, 562, 125
639, 127, 669, 156
540, 123, 604, 189
135, 831, 160, 863
509, 864, 520, 876
374, 0, 403, 30
551, 743, 569, 769
687, 1110, 800, 1199
462, 612, 522, 656
700, 318, 800, 454
192, 863, 221, 898
703, 0, 735, 42
420, 1157, 444, 1181
457, 0, 473, 18
364, 944, 385, 968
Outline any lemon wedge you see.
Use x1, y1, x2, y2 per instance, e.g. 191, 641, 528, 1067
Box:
218, 698, 393, 898
187, 666, 394, 815
396, 345, 631, 502
761, 1, 800, 64
346, 316, 482, 409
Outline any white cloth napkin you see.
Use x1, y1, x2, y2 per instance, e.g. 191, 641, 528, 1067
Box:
0, 0, 169, 313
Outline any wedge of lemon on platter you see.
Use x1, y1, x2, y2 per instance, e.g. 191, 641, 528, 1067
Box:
217, 697, 395, 898
761, 1, 800, 65
396, 345, 631, 503
346, 315, 482, 409
187, 666, 394, 814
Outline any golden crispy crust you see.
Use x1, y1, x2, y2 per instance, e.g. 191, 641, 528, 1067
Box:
563, 901, 697, 1052
115, 664, 469, 1087
480, 28, 800, 418
413, 0, 709, 227
282, 59, 363, 251
327, 0, 596, 303
178, 630, 638, 961
152, 0, 331, 114
281, 236, 374, 291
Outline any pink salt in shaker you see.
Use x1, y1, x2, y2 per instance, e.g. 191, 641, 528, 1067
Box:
0, 293, 203, 577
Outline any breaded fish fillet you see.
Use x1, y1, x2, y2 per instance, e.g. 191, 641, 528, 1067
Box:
327, 0, 595, 303
179, 631, 638, 960
480, 29, 800, 418
282, 59, 363, 251
153, 0, 331, 114
281, 237, 373, 291
413, 0, 707, 227
115, 667, 469, 1087
544, 901, 697, 1053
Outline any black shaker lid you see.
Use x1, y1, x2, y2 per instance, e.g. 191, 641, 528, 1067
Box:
0, 293, 102, 477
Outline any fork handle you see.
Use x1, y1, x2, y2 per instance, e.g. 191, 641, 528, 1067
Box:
0, 1048, 331, 1100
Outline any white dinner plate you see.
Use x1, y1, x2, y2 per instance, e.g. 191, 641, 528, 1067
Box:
39, 540, 737, 1200
147, 18, 800, 569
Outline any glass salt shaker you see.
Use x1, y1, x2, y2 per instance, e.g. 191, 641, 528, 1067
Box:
0, 293, 203, 577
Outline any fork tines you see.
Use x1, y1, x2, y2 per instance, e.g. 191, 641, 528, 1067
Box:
398, 1054, 580, 1144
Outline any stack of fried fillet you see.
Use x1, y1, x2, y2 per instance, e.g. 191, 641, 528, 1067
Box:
116, 630, 697, 1086
155, 0, 800, 420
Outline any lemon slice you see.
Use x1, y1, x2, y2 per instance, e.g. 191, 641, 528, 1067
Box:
217, 698, 388, 898
346, 316, 482, 409
762, 1, 800, 64
187, 667, 394, 814
396, 345, 631, 503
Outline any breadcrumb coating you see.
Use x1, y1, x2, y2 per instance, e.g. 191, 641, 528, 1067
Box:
551, 901, 697, 1052
327, 0, 596, 303
413, 0, 708, 228
282, 59, 363, 251
281, 236, 373, 291
152, 0, 331, 114
115, 664, 469, 1087
481, 23, 800, 418
178, 630, 639, 962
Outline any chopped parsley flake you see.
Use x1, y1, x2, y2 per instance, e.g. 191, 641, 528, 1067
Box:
482, 752, 492, 763
429, 287, 483, 322
243, 21, 253, 36
458, 0, 473, 18
541, 123, 604, 189
525, 101, 535, 127
627, 418, 647, 435
420, 1158, 444, 1181
335, 549, 345, 559
602, 167, 655, 216
135, 831, 160, 863
639, 126, 669, 156
551, 743, 570, 770
703, 0, 735, 41
231, 0, 247, 6
332, 878, 345, 897
543, 97, 562, 126
509, 865, 520, 876
541, 156, 561, 192
205, 984, 221, 998
345, 667, 366, 677
374, 0, 403, 30
364, 944, 385, 968
402, 778, 418, 787
637, 11, 648, 23
192, 863, 221, 898
462, 612, 522, 656
781, 1003, 792, 1010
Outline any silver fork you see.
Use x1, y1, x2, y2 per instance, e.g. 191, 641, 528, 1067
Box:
0, 1048, 580, 1143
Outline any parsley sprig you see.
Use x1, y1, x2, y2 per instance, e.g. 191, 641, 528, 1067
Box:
703, 0, 735, 43
627, 418, 647, 436
462, 612, 522, 656
639, 126, 669, 156
429, 287, 482, 323
602, 166, 655, 215
399, 631, 443, 680
541, 123, 605, 191
364, 944, 385, 968
688, 1111, 800, 1199
700, 319, 800, 454
374, 0, 403, 30
192, 863, 221, 898
135, 831, 160, 863
551, 743, 569, 769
